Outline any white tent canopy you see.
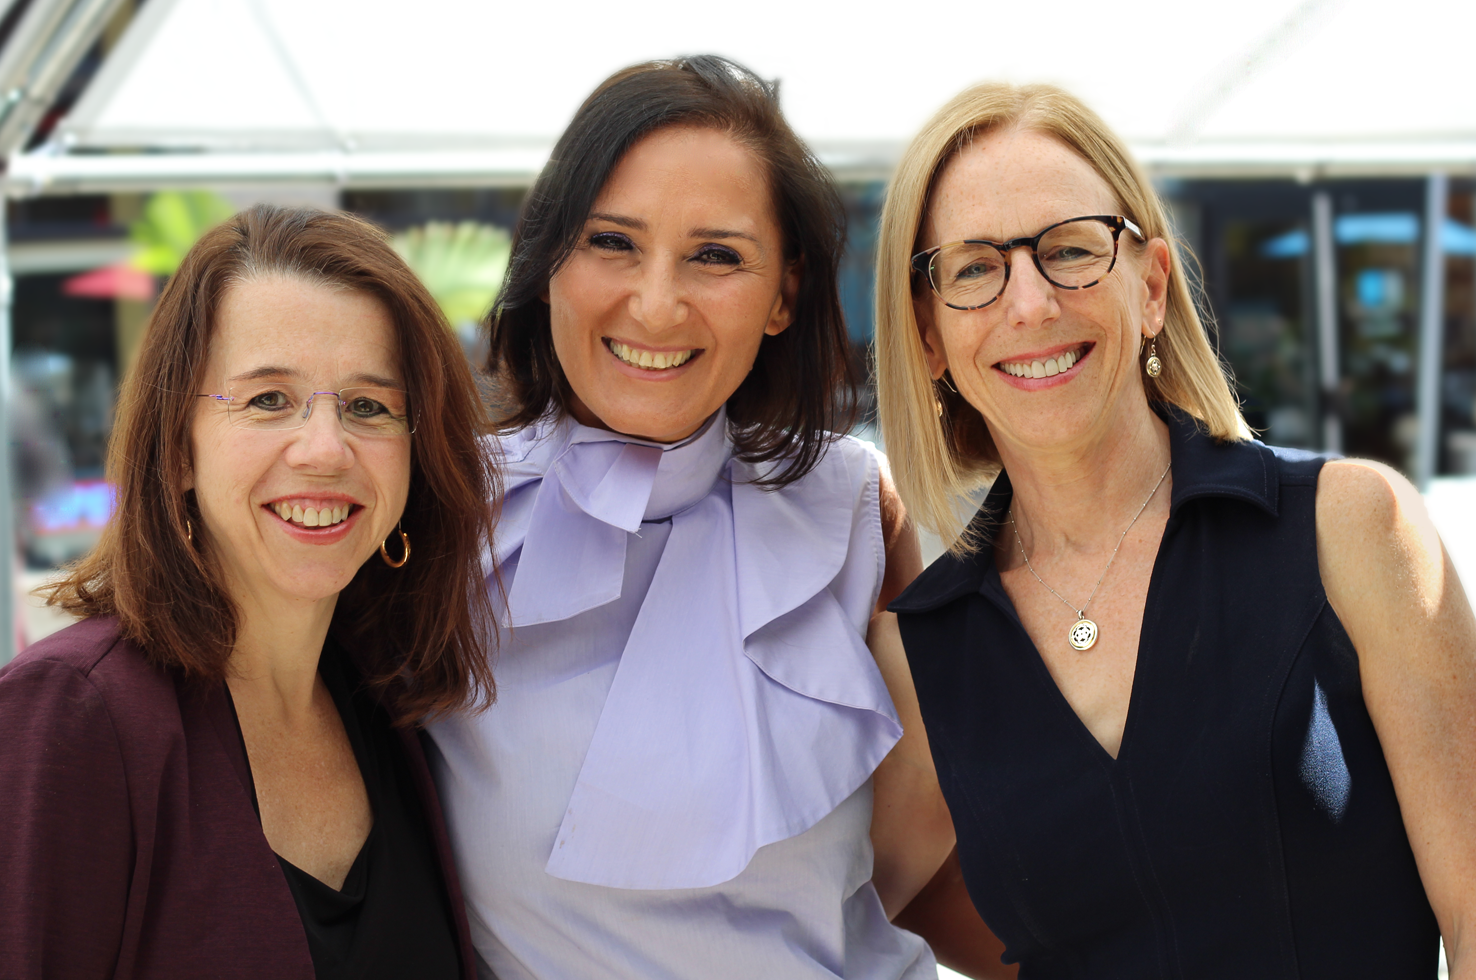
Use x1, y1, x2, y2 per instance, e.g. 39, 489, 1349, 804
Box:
10, 0, 1476, 194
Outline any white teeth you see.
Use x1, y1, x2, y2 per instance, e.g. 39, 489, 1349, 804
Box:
1002, 349, 1081, 379
609, 340, 695, 371
275, 503, 350, 526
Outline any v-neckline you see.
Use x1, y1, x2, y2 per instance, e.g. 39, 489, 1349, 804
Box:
975, 481, 1173, 767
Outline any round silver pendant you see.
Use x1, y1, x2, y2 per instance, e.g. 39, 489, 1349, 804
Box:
1145, 355, 1163, 379
1069, 618, 1099, 651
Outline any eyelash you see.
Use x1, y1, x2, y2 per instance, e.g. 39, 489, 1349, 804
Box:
588, 232, 633, 252
585, 233, 743, 267
693, 245, 741, 266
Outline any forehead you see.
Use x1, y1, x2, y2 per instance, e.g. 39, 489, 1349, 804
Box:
924, 128, 1119, 246
208, 275, 401, 382
594, 125, 777, 232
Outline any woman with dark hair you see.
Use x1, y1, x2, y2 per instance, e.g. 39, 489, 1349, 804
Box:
428, 56, 940, 978
0, 204, 496, 979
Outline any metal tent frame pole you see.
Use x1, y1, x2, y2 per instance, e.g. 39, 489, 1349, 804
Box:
1415, 172, 1449, 492
1312, 190, 1342, 455
0, 0, 130, 665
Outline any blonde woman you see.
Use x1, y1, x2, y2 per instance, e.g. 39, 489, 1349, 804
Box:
867, 84, 1476, 978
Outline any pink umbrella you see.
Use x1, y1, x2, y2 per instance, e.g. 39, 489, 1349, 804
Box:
61, 263, 156, 301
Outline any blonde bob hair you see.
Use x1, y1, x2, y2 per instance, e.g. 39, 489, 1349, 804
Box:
875, 82, 1250, 551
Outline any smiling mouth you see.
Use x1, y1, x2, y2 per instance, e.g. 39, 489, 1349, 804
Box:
997, 343, 1092, 379
606, 339, 700, 371
269, 501, 355, 528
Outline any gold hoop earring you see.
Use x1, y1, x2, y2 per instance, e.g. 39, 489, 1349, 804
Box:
186, 518, 193, 546
1145, 339, 1163, 379
380, 523, 410, 568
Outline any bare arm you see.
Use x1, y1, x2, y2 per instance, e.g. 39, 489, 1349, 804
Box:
877, 463, 924, 615
895, 848, 1019, 979
1317, 459, 1476, 975
869, 611, 955, 917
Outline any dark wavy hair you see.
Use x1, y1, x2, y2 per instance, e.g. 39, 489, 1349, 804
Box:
44, 205, 499, 724
488, 55, 856, 487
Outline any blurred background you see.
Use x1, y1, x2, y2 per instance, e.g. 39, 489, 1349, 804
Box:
2, 0, 1475, 669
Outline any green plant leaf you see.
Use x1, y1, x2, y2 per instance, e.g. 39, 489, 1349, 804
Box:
392, 220, 511, 327
128, 191, 237, 276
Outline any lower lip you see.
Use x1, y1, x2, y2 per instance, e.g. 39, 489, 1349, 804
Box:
265, 505, 360, 544
604, 341, 702, 382
995, 347, 1091, 390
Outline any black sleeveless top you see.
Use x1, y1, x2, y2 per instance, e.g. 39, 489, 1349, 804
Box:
228, 642, 462, 980
890, 408, 1439, 979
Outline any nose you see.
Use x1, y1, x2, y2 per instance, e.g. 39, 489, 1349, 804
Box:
286, 392, 353, 469
999, 246, 1058, 327
626, 257, 689, 333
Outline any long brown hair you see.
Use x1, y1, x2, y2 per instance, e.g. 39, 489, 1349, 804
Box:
45, 204, 499, 723
490, 55, 855, 487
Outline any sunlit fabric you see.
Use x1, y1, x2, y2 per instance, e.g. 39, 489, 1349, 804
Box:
1300, 682, 1352, 822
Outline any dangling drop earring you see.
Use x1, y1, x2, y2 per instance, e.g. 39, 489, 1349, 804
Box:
186, 518, 193, 546
380, 522, 411, 568
1145, 322, 1163, 379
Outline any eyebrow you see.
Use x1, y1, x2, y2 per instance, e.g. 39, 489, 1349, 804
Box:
690, 226, 761, 246
227, 366, 404, 389
587, 212, 761, 246
588, 211, 645, 231
229, 366, 302, 383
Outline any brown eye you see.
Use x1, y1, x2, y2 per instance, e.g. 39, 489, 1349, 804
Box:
693, 244, 741, 266
589, 232, 633, 251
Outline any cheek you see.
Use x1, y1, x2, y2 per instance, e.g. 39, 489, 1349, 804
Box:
369, 442, 412, 511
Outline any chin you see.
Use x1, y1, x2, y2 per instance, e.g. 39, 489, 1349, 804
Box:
594, 400, 709, 443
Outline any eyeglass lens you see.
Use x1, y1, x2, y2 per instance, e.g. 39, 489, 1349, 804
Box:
224, 383, 412, 435
930, 218, 1120, 309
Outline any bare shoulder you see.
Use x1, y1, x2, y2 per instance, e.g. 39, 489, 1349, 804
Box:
1315, 458, 1446, 630
1316, 458, 1438, 559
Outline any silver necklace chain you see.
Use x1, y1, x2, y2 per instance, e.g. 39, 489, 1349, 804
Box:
1009, 461, 1172, 622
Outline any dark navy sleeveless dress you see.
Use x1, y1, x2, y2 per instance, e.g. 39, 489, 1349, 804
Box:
890, 407, 1439, 979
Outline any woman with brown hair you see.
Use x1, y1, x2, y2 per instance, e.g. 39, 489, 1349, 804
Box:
0, 204, 496, 980
870, 82, 1476, 978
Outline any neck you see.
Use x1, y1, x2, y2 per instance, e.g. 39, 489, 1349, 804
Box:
225, 585, 338, 722
997, 397, 1172, 560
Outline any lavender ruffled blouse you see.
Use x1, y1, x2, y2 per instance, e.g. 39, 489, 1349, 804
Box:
428, 410, 935, 979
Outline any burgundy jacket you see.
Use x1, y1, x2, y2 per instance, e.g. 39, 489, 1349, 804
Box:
0, 615, 477, 980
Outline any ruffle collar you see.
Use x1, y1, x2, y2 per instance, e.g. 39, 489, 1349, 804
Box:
492, 410, 900, 889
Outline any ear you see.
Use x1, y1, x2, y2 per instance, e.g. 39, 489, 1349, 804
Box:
764, 258, 802, 337
913, 294, 950, 380
1141, 237, 1171, 337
